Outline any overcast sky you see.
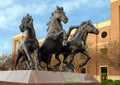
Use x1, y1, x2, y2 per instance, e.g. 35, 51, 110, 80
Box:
0, 0, 110, 54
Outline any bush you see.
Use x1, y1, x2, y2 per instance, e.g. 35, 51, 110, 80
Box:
101, 79, 113, 85
106, 81, 115, 85
113, 80, 120, 85
101, 79, 120, 85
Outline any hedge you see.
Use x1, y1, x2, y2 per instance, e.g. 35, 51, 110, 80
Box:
101, 79, 120, 85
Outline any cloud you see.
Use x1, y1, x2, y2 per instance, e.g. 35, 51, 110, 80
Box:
0, 39, 12, 54
0, 0, 109, 30
25, 4, 48, 16
60, 0, 109, 12
0, 4, 24, 29
0, 1, 52, 30
60, 0, 86, 12
0, 0, 14, 8
87, 0, 109, 8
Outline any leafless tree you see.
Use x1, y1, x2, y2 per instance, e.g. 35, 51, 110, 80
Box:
0, 53, 15, 70
107, 41, 120, 71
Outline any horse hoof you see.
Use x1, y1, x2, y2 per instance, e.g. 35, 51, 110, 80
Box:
62, 66, 73, 72
53, 66, 59, 71
14, 66, 18, 70
38, 67, 44, 71
62, 66, 68, 72
69, 64, 74, 70
29, 61, 34, 69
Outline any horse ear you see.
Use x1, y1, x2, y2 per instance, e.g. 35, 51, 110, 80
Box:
56, 6, 60, 9
30, 16, 33, 21
88, 20, 90, 23
26, 13, 30, 17
88, 20, 92, 23
61, 7, 63, 10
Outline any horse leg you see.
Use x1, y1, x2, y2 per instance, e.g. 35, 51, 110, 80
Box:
54, 53, 61, 71
47, 55, 55, 71
63, 54, 75, 71
55, 30, 63, 37
56, 30, 67, 46
67, 54, 75, 68
63, 54, 69, 64
62, 30, 68, 46
21, 56, 30, 70
23, 46, 33, 69
34, 48, 43, 70
55, 53, 61, 66
47, 55, 52, 66
38, 53, 45, 70
15, 52, 22, 70
79, 50, 91, 67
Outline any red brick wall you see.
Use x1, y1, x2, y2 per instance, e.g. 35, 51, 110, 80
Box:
12, 34, 23, 60
111, 1, 120, 41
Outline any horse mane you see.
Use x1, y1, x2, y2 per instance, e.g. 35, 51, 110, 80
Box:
72, 21, 87, 38
80, 22, 86, 26
22, 14, 32, 23
46, 7, 63, 32
79, 21, 87, 30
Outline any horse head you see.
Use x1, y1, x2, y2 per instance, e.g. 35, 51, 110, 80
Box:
19, 14, 33, 32
81, 20, 99, 35
52, 6, 68, 24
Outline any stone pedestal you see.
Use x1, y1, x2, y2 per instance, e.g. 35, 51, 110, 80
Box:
0, 70, 99, 85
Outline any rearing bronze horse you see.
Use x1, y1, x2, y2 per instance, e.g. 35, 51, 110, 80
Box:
15, 14, 40, 70
38, 6, 69, 70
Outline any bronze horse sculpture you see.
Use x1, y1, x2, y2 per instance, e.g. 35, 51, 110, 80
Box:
14, 6, 99, 71
15, 14, 40, 70
54, 20, 99, 71
38, 6, 69, 70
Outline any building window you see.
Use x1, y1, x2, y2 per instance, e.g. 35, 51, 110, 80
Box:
81, 68, 86, 73
100, 48, 107, 58
101, 31, 107, 38
100, 67, 108, 81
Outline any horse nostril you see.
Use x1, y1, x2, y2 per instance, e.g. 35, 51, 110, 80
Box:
64, 18, 68, 23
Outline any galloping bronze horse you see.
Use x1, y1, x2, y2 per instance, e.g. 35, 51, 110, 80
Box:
55, 20, 99, 71
15, 14, 40, 70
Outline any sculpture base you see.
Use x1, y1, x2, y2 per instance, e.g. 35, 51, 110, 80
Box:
0, 70, 99, 85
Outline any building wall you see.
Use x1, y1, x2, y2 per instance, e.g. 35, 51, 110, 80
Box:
12, 33, 24, 60
111, 0, 120, 41
108, 0, 120, 80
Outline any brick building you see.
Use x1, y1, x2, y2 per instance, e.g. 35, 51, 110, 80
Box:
12, 0, 120, 81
